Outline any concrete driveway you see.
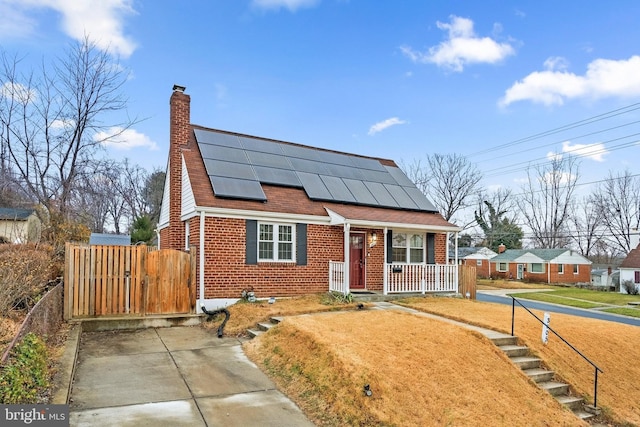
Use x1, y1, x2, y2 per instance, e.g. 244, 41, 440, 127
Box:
68, 326, 314, 426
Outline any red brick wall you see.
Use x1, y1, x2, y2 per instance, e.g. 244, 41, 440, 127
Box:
166, 89, 190, 250
463, 259, 491, 278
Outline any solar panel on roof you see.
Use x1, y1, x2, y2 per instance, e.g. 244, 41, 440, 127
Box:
385, 165, 416, 187
343, 179, 379, 205
317, 151, 354, 166
297, 172, 332, 199
210, 176, 266, 201
384, 184, 419, 209
320, 175, 356, 202
253, 166, 302, 187
203, 145, 248, 163
358, 168, 397, 184
363, 182, 399, 207
403, 187, 438, 212
194, 129, 241, 148
280, 144, 321, 161
246, 150, 292, 169
288, 157, 329, 175
348, 156, 387, 171
239, 137, 285, 155
203, 159, 256, 181
323, 163, 364, 180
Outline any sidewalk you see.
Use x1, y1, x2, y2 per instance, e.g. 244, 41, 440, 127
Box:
68, 326, 314, 427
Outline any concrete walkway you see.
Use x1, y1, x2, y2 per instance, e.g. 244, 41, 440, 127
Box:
68, 326, 314, 427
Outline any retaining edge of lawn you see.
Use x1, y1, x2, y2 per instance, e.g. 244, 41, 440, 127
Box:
50, 323, 82, 405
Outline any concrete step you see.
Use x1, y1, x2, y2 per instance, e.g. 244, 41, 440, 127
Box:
556, 395, 585, 411
271, 316, 284, 324
247, 329, 262, 338
523, 368, 555, 383
488, 334, 518, 346
257, 322, 274, 332
510, 356, 541, 370
539, 381, 569, 396
575, 410, 595, 420
499, 345, 529, 357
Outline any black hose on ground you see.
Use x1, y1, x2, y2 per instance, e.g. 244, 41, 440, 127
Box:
201, 306, 230, 338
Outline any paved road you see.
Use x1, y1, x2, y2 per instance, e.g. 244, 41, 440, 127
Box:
477, 291, 640, 327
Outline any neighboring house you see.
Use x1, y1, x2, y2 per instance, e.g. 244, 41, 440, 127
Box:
0, 207, 41, 243
448, 247, 497, 278
158, 85, 460, 310
591, 267, 619, 289
619, 240, 640, 294
490, 249, 592, 284
89, 233, 131, 246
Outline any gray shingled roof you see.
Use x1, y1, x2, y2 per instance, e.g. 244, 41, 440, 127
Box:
0, 207, 36, 221
491, 248, 569, 262
89, 233, 131, 246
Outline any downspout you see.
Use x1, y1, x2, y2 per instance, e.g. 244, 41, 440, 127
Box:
383, 227, 388, 295
548, 261, 551, 284
199, 210, 205, 310
343, 222, 350, 295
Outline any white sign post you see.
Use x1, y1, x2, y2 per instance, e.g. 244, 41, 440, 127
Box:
541, 312, 550, 344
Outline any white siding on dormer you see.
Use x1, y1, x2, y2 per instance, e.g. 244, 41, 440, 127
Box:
158, 163, 171, 228
513, 253, 545, 263
181, 155, 196, 216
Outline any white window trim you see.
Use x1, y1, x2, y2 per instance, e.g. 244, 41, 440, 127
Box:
258, 222, 296, 262
558, 264, 564, 274
392, 232, 425, 264
573, 264, 579, 274
530, 263, 544, 273
497, 262, 508, 272
476, 259, 483, 266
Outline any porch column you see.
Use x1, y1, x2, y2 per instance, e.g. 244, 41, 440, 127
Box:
383, 227, 388, 295
343, 223, 350, 295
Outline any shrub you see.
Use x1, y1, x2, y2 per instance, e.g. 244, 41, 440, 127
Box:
0, 333, 49, 403
0, 244, 57, 316
621, 280, 639, 295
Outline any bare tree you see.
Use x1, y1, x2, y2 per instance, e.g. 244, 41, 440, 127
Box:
518, 156, 580, 248
591, 169, 640, 255
0, 37, 134, 223
569, 195, 605, 257
403, 154, 482, 223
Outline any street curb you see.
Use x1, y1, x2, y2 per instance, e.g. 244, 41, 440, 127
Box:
51, 322, 82, 405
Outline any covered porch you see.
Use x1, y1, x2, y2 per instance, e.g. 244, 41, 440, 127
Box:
325, 207, 461, 296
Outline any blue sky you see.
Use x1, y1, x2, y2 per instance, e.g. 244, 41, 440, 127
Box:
2, 0, 640, 201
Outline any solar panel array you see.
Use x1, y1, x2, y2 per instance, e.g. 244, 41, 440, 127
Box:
194, 128, 438, 212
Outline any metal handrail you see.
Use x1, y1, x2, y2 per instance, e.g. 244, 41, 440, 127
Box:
510, 296, 603, 409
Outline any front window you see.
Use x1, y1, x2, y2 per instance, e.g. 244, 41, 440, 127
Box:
392, 233, 424, 263
558, 264, 564, 274
258, 223, 294, 262
498, 262, 508, 272
573, 264, 579, 274
530, 263, 544, 273
476, 259, 483, 266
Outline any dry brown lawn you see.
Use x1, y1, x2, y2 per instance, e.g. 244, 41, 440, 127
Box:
398, 298, 640, 426
478, 279, 551, 290
203, 294, 361, 336
244, 308, 586, 426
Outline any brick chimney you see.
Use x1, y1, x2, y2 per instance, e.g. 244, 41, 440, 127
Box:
167, 84, 190, 250
498, 243, 506, 253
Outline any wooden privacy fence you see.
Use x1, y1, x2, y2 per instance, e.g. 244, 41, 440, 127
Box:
64, 243, 196, 320
458, 264, 477, 299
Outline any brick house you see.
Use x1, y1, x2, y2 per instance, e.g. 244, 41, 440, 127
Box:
449, 247, 498, 279
619, 232, 640, 294
157, 85, 460, 310
490, 248, 592, 284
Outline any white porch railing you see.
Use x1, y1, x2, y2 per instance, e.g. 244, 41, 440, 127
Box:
327, 262, 458, 295
386, 264, 458, 294
329, 261, 347, 294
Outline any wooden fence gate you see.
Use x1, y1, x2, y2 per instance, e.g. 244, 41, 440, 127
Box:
458, 264, 477, 300
64, 243, 196, 320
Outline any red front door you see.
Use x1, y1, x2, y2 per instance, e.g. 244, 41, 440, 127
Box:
349, 233, 365, 289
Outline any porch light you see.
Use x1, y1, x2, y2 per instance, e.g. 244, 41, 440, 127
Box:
369, 232, 377, 248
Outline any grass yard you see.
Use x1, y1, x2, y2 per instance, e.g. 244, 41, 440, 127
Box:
477, 279, 550, 290
512, 288, 640, 318
244, 309, 582, 427
398, 297, 640, 426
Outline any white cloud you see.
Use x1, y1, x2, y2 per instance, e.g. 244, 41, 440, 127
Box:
500, 55, 640, 106
0, 0, 137, 58
0, 82, 36, 103
400, 15, 515, 72
551, 141, 608, 162
95, 127, 158, 151
251, 0, 320, 12
368, 117, 407, 136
